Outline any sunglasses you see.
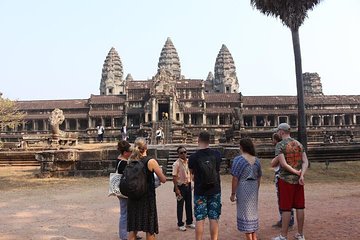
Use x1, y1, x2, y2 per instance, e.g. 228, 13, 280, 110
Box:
178, 151, 187, 154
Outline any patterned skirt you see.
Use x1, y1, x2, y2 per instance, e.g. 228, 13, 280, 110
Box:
236, 180, 259, 233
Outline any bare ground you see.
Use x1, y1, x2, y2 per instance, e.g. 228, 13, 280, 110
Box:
0, 166, 359, 240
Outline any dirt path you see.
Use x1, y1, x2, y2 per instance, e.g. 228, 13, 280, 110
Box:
0, 167, 359, 240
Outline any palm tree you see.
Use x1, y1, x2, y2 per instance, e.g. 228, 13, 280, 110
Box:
250, 0, 322, 150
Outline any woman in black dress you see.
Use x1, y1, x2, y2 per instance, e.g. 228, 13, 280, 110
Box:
127, 137, 167, 240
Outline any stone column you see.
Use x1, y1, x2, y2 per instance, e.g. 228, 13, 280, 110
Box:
252, 116, 256, 127
306, 115, 310, 126
341, 115, 345, 126
111, 118, 114, 128
354, 115, 357, 125
151, 98, 156, 122
216, 114, 220, 125
189, 114, 192, 125
331, 115, 335, 126
202, 114, 206, 125
264, 115, 268, 126
88, 117, 92, 128
145, 112, 149, 123
32, 120, 36, 131
65, 119, 69, 130
169, 97, 173, 122
43, 120, 48, 131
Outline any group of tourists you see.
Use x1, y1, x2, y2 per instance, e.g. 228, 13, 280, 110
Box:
113, 123, 308, 240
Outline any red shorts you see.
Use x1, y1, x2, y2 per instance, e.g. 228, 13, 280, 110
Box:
278, 178, 305, 211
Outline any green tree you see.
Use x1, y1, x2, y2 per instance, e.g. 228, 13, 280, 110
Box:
0, 93, 25, 130
250, 0, 322, 150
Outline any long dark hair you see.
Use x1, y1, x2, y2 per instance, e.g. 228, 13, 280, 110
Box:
240, 138, 256, 156
117, 140, 131, 155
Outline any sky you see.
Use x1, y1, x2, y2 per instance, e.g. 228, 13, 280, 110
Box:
0, 0, 359, 100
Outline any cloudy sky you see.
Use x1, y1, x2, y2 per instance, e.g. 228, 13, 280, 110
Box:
1, 0, 359, 100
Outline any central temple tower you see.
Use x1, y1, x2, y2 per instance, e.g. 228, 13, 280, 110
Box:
157, 37, 182, 80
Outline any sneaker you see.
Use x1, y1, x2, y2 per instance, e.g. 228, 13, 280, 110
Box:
186, 223, 196, 229
294, 233, 305, 240
272, 235, 287, 240
178, 225, 186, 231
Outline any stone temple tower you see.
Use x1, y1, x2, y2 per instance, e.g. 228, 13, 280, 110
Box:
214, 44, 239, 93
157, 37, 181, 80
303, 72, 323, 96
100, 47, 124, 95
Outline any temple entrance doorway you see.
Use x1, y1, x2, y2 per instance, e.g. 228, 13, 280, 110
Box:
158, 103, 169, 121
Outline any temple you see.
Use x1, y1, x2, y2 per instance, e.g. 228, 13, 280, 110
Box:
3, 38, 360, 144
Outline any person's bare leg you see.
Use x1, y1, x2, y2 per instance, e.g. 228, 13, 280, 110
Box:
128, 231, 137, 240
209, 219, 219, 240
252, 232, 257, 240
254, 232, 258, 240
146, 232, 156, 240
245, 233, 252, 240
296, 209, 305, 235
281, 211, 291, 238
195, 220, 205, 240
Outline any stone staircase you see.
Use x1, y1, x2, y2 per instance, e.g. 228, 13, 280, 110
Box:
0, 151, 40, 166
165, 149, 196, 176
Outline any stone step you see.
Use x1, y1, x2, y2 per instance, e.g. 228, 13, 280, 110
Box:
0, 161, 40, 166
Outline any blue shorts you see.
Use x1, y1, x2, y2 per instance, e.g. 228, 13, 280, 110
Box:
194, 193, 222, 221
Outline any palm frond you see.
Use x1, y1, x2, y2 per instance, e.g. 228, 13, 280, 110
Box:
251, 0, 322, 30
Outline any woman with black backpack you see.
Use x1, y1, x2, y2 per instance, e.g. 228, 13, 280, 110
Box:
115, 140, 142, 240
126, 137, 167, 240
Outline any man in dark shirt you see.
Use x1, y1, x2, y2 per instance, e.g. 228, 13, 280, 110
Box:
189, 131, 222, 240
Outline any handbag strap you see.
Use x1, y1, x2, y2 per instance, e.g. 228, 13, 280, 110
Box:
116, 160, 122, 174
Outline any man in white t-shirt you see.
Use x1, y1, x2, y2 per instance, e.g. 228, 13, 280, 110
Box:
156, 127, 163, 145
97, 125, 105, 142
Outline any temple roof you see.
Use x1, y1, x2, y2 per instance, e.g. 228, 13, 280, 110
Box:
175, 79, 203, 89
183, 107, 204, 114
158, 37, 181, 79
205, 108, 234, 114
17, 99, 88, 110
89, 109, 123, 117
126, 80, 152, 89
89, 95, 126, 104
204, 93, 240, 103
243, 95, 360, 106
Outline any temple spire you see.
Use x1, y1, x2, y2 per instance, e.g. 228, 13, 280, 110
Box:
213, 44, 239, 93
100, 47, 124, 95
157, 37, 181, 80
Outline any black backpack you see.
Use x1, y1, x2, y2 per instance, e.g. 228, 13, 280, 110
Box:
198, 155, 217, 189
120, 157, 149, 200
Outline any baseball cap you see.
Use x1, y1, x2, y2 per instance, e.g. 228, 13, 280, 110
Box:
276, 123, 291, 132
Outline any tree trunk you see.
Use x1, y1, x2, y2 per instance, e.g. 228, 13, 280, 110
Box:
291, 29, 308, 151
